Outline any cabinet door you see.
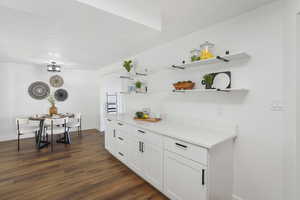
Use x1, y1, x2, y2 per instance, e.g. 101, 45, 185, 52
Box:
128, 137, 144, 177
142, 141, 163, 191
104, 119, 117, 156
164, 151, 207, 200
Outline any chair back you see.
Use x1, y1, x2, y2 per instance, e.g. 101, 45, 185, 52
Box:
16, 117, 29, 127
44, 117, 68, 126
74, 113, 81, 120
69, 113, 81, 123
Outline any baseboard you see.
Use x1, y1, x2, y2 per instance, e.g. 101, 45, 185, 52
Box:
232, 194, 244, 200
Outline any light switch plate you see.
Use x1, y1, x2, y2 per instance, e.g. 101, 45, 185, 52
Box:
271, 100, 284, 111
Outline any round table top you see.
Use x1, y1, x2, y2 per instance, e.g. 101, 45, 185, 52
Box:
29, 113, 74, 121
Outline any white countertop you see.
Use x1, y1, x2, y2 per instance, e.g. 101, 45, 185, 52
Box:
105, 114, 237, 149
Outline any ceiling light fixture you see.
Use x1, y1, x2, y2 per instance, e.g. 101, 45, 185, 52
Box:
47, 61, 61, 72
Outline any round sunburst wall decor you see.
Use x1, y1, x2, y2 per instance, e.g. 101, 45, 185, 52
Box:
50, 75, 64, 88
28, 81, 50, 100
54, 89, 68, 102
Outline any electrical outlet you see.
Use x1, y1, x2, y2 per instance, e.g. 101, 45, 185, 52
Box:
271, 100, 284, 111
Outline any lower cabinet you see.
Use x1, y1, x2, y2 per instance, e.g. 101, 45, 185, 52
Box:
104, 119, 117, 156
164, 151, 207, 200
142, 141, 164, 191
128, 137, 144, 177
128, 136, 164, 191
104, 118, 234, 200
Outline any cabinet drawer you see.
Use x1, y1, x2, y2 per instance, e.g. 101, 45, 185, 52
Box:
116, 121, 134, 134
164, 137, 208, 165
116, 149, 127, 164
135, 128, 163, 147
116, 129, 128, 141
116, 132, 128, 164
105, 118, 116, 126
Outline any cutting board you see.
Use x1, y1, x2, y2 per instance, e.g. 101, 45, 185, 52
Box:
134, 117, 161, 123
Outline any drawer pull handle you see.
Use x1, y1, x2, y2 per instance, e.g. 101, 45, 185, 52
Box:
139, 141, 142, 152
141, 142, 144, 153
138, 130, 145, 134
118, 152, 124, 156
118, 123, 123, 126
118, 137, 124, 141
113, 130, 116, 138
107, 119, 112, 122
202, 169, 205, 185
175, 142, 188, 149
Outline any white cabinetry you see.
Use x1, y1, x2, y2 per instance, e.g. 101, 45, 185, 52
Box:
104, 118, 117, 156
128, 137, 144, 177
104, 117, 234, 200
164, 151, 207, 200
142, 141, 163, 191
129, 127, 164, 191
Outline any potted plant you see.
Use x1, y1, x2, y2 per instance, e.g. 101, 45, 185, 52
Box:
135, 81, 142, 92
202, 74, 214, 89
123, 60, 133, 73
47, 95, 57, 116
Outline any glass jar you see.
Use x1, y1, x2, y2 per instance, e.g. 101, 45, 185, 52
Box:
200, 41, 215, 60
190, 49, 200, 62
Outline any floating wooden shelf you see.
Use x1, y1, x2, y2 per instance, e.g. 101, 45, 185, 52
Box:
120, 72, 148, 80
172, 88, 249, 93
120, 91, 148, 95
120, 76, 133, 80
171, 52, 250, 70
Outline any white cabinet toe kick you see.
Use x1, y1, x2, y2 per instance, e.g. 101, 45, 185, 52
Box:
104, 116, 235, 200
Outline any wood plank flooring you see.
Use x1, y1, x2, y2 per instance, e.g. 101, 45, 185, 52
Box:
0, 130, 168, 200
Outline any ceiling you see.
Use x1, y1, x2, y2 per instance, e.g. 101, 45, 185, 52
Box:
0, 0, 275, 70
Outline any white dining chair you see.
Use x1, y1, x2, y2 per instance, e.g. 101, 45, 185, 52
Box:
44, 117, 69, 152
16, 117, 40, 152
67, 113, 82, 136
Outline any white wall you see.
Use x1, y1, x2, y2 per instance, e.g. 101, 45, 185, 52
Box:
99, 2, 286, 200
282, 0, 299, 199
0, 63, 100, 141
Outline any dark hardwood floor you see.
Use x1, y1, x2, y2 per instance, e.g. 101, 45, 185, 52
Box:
0, 130, 168, 200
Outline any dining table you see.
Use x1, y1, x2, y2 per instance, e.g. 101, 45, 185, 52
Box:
29, 113, 74, 150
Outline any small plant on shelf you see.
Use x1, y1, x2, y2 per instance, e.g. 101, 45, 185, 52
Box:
123, 60, 133, 72
135, 81, 142, 89
202, 74, 214, 89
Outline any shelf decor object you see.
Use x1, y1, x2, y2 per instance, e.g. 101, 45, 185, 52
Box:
173, 81, 195, 90
212, 72, 231, 89
123, 60, 133, 73
50, 75, 64, 88
54, 89, 68, 101
171, 52, 250, 70
190, 49, 201, 62
28, 81, 50, 100
201, 71, 231, 90
200, 41, 215, 60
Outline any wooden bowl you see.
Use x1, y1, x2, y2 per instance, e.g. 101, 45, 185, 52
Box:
173, 82, 195, 90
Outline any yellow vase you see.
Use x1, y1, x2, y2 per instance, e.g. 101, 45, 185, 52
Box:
49, 105, 58, 116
